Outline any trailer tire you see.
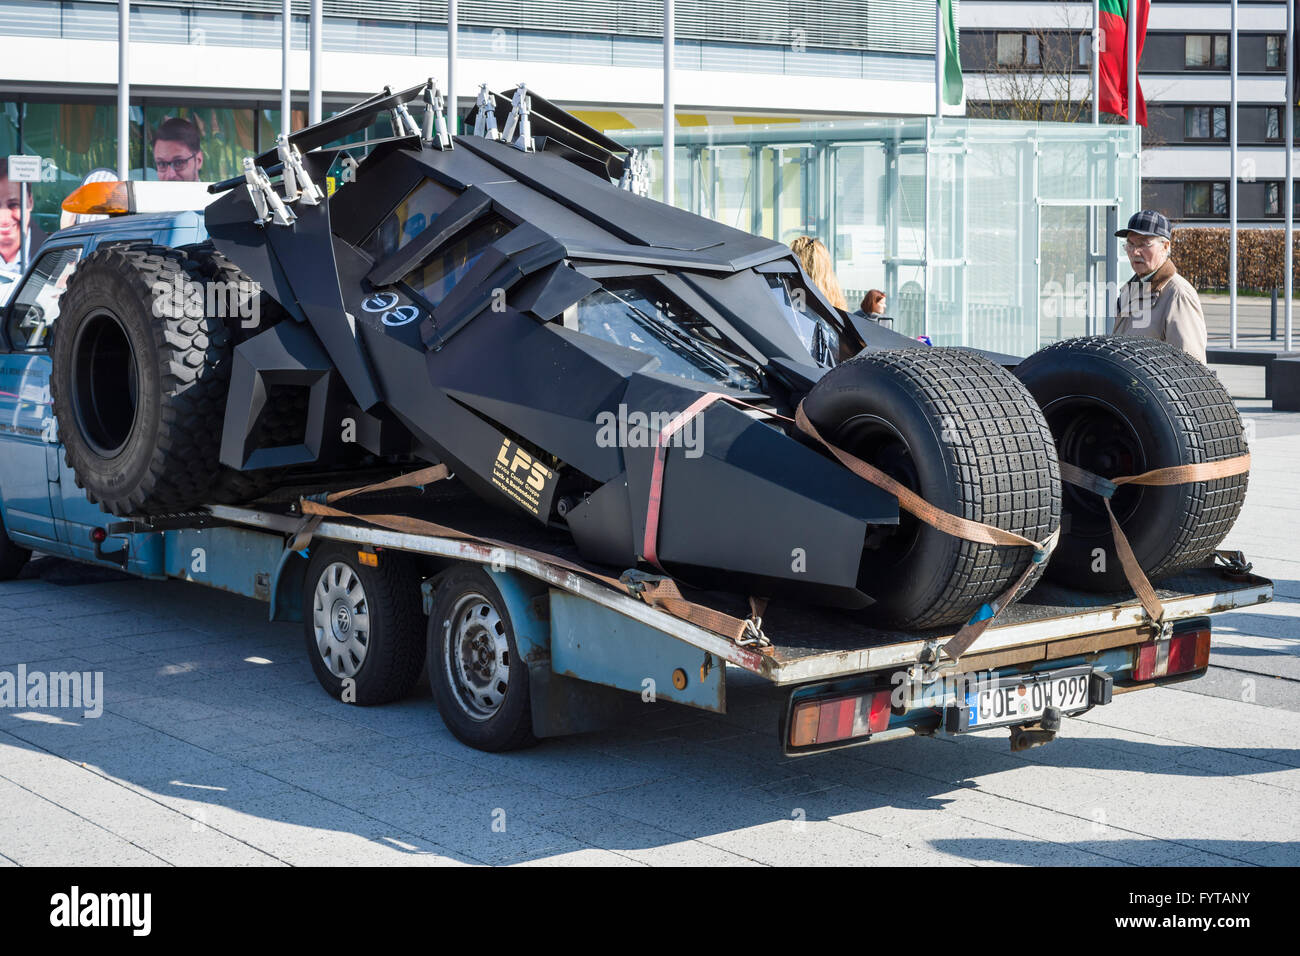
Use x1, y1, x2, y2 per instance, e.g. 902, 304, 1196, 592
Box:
0, 509, 31, 580
801, 348, 1062, 628
50, 243, 233, 516
1013, 335, 1249, 591
427, 564, 537, 752
303, 543, 426, 705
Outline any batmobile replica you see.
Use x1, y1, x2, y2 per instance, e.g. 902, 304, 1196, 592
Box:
49, 83, 1249, 630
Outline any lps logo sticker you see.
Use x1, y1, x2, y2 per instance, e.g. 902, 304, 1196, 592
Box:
362, 292, 399, 313
381, 305, 421, 326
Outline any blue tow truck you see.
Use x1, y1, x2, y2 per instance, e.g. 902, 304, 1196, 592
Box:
0, 200, 1274, 755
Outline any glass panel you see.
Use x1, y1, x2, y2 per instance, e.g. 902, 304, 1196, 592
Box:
1025, 35, 1041, 67
7, 246, 83, 348
64, 2, 116, 41
130, 4, 188, 44
1185, 35, 1209, 67
1267, 36, 1282, 68
997, 34, 1022, 66
1212, 183, 1227, 216
1213, 34, 1229, 67
404, 216, 511, 308
0, 0, 59, 37
566, 284, 760, 391
1185, 183, 1209, 215
1039, 206, 1089, 347
18, 102, 128, 235
764, 273, 839, 367
1185, 107, 1207, 139
711, 147, 752, 231
1268, 108, 1280, 140
359, 178, 458, 262
833, 144, 887, 306
1212, 108, 1226, 139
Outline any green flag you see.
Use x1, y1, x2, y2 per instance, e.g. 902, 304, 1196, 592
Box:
941, 0, 963, 106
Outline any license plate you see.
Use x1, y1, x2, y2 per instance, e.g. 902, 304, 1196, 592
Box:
960, 667, 1092, 730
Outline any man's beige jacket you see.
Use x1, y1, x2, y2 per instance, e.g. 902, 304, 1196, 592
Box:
1113, 258, 1208, 364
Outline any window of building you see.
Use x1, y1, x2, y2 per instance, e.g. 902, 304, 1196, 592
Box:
1266, 35, 1284, 70
996, 33, 1022, 66
1266, 182, 1280, 216
1184, 181, 1228, 217
1078, 33, 1093, 67
996, 33, 1039, 67
1184, 105, 1227, 140
1268, 106, 1281, 140
1185, 34, 1229, 68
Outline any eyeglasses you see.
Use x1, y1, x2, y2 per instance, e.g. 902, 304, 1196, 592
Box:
155, 153, 197, 172
1124, 237, 1163, 251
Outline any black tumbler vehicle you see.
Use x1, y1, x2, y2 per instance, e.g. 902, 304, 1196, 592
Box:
48, 83, 1248, 631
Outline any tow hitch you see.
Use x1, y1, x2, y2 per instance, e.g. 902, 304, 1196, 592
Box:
1008, 706, 1063, 751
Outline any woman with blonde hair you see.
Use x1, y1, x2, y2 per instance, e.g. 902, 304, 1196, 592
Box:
789, 235, 848, 311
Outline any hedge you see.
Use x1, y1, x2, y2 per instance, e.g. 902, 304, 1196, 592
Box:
1171, 227, 1300, 292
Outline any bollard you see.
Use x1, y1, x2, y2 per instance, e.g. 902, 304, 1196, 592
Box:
1272, 288, 1279, 341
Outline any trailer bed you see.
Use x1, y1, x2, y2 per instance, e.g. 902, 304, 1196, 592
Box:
208, 479, 1273, 686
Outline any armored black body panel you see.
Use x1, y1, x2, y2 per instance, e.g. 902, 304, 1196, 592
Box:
204, 86, 903, 607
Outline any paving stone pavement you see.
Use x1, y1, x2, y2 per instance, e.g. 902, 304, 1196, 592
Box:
0, 401, 1296, 866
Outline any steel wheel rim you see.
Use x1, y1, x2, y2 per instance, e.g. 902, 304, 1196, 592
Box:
443, 592, 510, 721
312, 561, 371, 679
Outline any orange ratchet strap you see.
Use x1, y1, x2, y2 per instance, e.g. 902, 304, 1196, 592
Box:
1058, 455, 1251, 626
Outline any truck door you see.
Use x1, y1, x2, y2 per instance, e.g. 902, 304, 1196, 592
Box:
0, 243, 83, 544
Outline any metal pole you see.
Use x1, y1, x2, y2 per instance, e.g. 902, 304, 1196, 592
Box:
117, 0, 129, 178
1126, 0, 1136, 127
1229, 0, 1238, 349
281, 0, 291, 136
18, 182, 27, 275
935, 0, 943, 118
1287, 0, 1294, 353
664, 0, 674, 205
448, 0, 457, 135
1091, 0, 1100, 124
309, 0, 321, 125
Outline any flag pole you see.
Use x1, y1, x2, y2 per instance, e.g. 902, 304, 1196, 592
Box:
309, 0, 321, 125
117, 0, 129, 179
448, 0, 457, 135
281, 0, 291, 137
1092, 0, 1100, 124
1230, 0, 1238, 349
664, 0, 674, 205
1286, 0, 1294, 353
1126, 0, 1136, 128
935, 0, 943, 118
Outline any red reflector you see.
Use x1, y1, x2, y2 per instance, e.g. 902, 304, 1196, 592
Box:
867, 691, 892, 733
1134, 628, 1211, 682
90, 527, 107, 544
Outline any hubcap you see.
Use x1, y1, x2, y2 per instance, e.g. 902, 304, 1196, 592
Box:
312, 562, 370, 679
443, 592, 510, 721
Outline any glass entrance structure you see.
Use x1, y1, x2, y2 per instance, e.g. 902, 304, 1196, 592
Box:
621, 118, 1142, 357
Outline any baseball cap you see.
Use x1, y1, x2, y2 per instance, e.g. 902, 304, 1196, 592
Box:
1116, 210, 1171, 240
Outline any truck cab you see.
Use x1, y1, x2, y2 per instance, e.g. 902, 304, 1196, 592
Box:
0, 209, 206, 571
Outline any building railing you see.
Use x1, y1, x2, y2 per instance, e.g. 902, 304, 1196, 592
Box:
0, 0, 934, 81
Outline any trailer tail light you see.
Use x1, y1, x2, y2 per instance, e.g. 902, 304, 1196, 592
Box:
789, 689, 892, 749
1133, 626, 1211, 682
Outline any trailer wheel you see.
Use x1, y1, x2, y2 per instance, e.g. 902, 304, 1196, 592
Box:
801, 348, 1062, 628
303, 543, 425, 705
0, 509, 31, 581
427, 564, 537, 752
1013, 336, 1249, 591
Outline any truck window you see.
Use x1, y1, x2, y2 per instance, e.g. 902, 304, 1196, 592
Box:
6, 246, 84, 351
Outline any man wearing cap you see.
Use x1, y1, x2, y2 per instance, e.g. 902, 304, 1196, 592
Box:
1113, 210, 1207, 364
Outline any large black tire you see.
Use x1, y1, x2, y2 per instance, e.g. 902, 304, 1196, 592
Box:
0, 508, 31, 581
1013, 336, 1249, 592
427, 564, 538, 752
303, 542, 426, 705
802, 348, 1062, 629
50, 243, 232, 515
182, 241, 293, 505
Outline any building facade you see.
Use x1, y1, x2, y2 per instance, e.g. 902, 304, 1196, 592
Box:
960, 0, 1293, 226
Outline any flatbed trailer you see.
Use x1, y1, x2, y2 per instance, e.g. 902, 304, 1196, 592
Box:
67, 476, 1271, 756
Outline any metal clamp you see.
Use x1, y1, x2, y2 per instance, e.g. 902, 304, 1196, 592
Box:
736, 613, 769, 648
422, 78, 453, 149
501, 84, 534, 152
473, 84, 500, 140
275, 135, 324, 206
243, 157, 296, 226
